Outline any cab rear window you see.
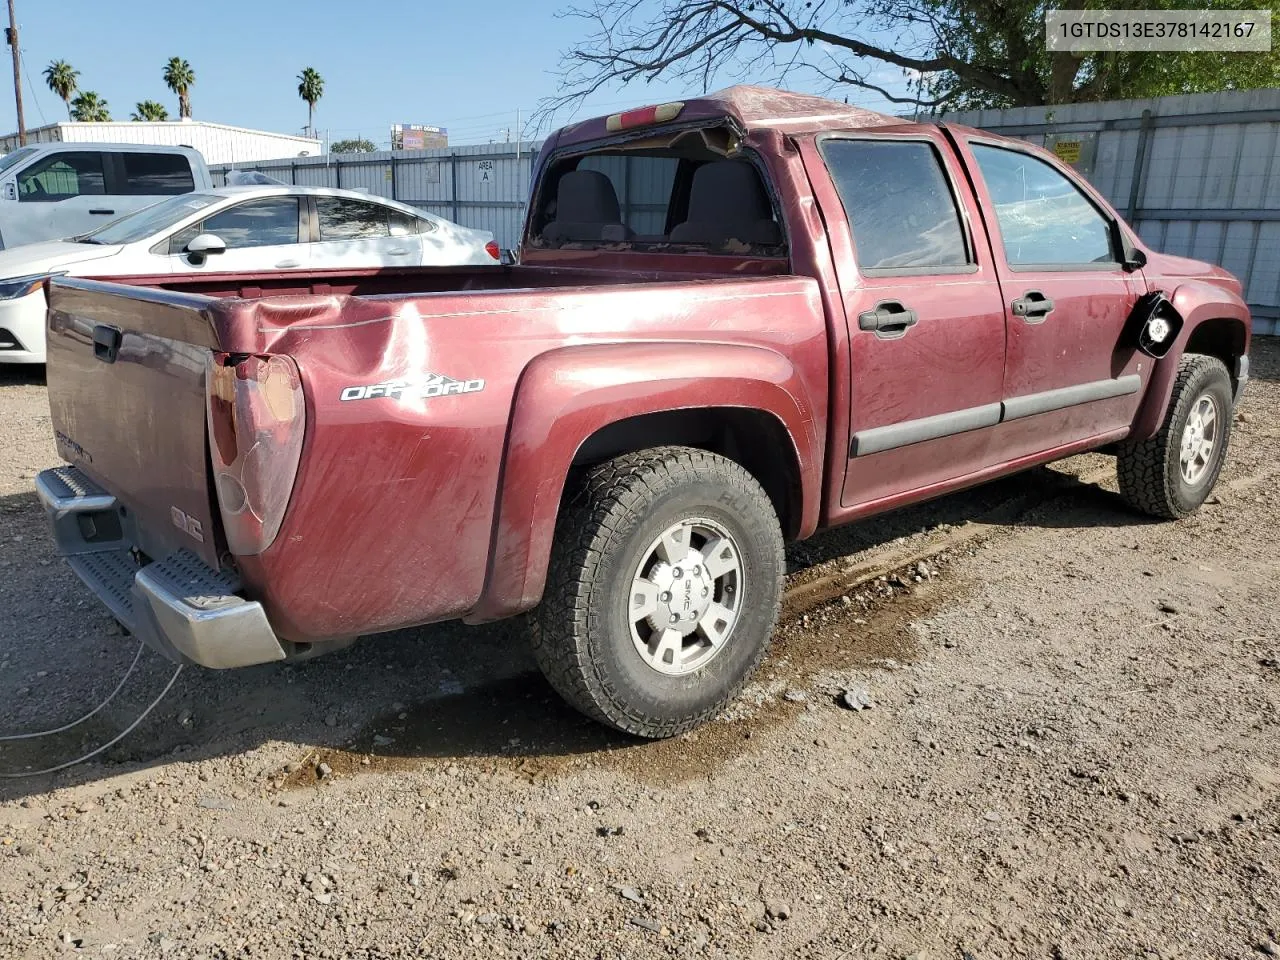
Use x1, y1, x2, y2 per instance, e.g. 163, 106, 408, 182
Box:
529, 132, 785, 255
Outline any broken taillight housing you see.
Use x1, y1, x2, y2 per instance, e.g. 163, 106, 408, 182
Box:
206, 353, 306, 556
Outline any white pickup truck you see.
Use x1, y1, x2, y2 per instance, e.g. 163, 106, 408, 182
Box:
0, 142, 211, 249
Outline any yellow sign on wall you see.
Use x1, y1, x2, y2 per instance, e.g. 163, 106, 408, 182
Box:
1052, 140, 1083, 164
1043, 131, 1097, 173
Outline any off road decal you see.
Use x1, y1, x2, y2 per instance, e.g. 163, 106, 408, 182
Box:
339, 374, 485, 402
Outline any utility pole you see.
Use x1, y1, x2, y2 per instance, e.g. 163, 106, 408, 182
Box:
5, 0, 24, 145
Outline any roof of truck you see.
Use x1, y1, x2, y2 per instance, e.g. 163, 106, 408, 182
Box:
699, 85, 903, 130
554, 84, 906, 148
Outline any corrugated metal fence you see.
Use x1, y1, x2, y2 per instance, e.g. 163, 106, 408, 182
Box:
210, 142, 542, 250
944, 88, 1280, 335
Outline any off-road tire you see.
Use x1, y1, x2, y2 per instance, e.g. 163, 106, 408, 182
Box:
1117, 353, 1233, 519
529, 446, 785, 738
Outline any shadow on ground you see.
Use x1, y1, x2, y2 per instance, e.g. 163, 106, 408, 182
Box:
0, 450, 1152, 801
0, 365, 46, 388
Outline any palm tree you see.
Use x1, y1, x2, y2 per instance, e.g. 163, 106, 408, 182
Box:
131, 100, 169, 121
297, 67, 324, 137
70, 91, 110, 122
43, 60, 79, 119
162, 57, 195, 119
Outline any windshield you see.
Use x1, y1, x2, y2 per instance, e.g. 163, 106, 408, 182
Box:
0, 146, 36, 176
80, 193, 224, 245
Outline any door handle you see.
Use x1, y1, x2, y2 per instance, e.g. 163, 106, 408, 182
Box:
92, 324, 122, 364
274, 259, 301, 268
89, 208, 115, 215
858, 300, 919, 339
1011, 290, 1055, 322
387, 247, 410, 255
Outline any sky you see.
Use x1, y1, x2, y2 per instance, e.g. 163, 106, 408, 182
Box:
2, 0, 909, 148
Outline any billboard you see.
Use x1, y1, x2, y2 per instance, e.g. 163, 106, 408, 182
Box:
392, 124, 448, 151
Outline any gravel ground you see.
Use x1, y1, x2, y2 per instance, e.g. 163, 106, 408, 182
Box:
1, 341, 1278, 960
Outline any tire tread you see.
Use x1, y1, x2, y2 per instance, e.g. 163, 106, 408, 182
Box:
529, 446, 783, 738
1117, 353, 1231, 519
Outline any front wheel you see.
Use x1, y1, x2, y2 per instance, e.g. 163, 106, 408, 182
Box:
529, 446, 785, 738
1117, 354, 1234, 519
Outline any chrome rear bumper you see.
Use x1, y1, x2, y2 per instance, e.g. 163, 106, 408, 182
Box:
35, 466, 286, 669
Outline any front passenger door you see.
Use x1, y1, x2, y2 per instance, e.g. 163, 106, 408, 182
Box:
804, 132, 1010, 510
13, 151, 111, 244
164, 197, 309, 273
960, 140, 1148, 454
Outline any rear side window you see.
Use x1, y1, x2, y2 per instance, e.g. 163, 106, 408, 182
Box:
121, 152, 195, 195
169, 197, 300, 251
16, 152, 106, 202
390, 209, 434, 236
317, 198, 391, 240
821, 139, 969, 272
969, 143, 1115, 267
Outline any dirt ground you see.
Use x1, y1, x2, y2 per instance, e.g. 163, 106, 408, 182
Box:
1, 341, 1278, 960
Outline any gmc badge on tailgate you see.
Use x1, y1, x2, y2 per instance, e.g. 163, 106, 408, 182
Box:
171, 506, 205, 543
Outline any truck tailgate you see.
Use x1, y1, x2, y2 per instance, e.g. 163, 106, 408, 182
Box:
45, 278, 222, 568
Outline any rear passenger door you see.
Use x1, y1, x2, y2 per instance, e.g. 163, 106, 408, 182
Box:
118, 152, 195, 198
102, 151, 199, 223
312, 196, 421, 268
958, 139, 1148, 454
803, 131, 1009, 509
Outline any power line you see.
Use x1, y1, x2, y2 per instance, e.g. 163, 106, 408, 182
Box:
18, 44, 45, 125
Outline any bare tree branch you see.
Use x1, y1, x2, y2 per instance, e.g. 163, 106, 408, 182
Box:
536, 0, 1272, 130
535, 0, 1044, 129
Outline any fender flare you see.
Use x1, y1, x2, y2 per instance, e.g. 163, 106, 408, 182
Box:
1128, 281, 1251, 441
466, 341, 823, 623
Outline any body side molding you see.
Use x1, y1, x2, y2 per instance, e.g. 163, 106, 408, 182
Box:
1002, 374, 1142, 422
850, 375, 1142, 457
851, 403, 1002, 456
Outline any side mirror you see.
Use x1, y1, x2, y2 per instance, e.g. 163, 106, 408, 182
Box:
2, 180, 14, 201
186, 233, 226, 257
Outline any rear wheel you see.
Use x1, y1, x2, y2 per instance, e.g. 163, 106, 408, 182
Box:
529, 446, 784, 738
1117, 354, 1233, 519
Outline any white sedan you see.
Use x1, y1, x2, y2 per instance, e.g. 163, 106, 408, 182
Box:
0, 185, 501, 363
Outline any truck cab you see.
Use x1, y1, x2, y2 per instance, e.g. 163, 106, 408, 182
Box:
0, 142, 211, 249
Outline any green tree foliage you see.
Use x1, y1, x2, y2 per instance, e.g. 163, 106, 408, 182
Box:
43, 60, 80, 119
298, 67, 325, 137
551, 0, 1280, 112
70, 91, 110, 122
131, 100, 170, 121
163, 57, 195, 119
331, 137, 377, 154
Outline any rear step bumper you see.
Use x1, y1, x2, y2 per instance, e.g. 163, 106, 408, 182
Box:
35, 466, 287, 669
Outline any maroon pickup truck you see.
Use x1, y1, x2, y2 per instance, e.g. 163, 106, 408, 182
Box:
37, 86, 1250, 738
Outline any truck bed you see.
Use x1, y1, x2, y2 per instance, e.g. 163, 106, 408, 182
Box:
44, 261, 828, 645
